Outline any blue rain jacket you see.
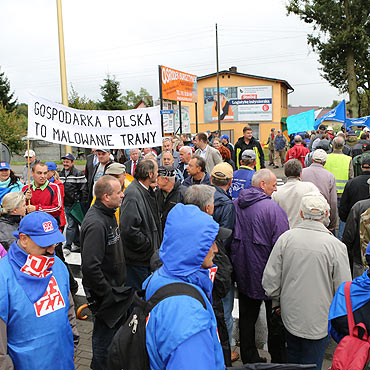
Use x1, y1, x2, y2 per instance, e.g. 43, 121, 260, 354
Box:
144, 203, 225, 370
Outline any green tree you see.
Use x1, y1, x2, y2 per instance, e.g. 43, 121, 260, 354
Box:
287, 0, 370, 118
98, 75, 125, 110
359, 91, 370, 117
122, 87, 152, 109
69, 85, 97, 110
0, 104, 27, 153
16, 103, 28, 117
0, 68, 17, 112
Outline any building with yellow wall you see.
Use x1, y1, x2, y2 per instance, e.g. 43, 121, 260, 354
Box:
187, 67, 293, 145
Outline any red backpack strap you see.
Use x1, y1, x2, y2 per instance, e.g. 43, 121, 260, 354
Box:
344, 281, 355, 336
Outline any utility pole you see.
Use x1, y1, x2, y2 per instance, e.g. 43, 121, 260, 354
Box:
216, 23, 221, 131
56, 0, 72, 154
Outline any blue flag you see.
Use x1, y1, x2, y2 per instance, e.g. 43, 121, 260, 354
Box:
346, 116, 370, 128
314, 100, 346, 129
287, 109, 315, 135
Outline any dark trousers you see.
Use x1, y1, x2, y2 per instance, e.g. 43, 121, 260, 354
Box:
126, 264, 151, 291
285, 330, 327, 370
213, 297, 232, 367
239, 292, 285, 364
65, 206, 80, 249
55, 243, 78, 295
91, 316, 121, 370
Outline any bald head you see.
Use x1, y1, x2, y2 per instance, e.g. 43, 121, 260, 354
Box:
252, 169, 277, 195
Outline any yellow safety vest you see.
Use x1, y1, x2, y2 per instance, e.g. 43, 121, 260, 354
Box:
236, 146, 261, 171
324, 153, 352, 194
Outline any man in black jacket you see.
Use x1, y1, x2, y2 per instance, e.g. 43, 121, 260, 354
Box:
119, 159, 162, 290
342, 198, 370, 278
156, 166, 185, 231
59, 153, 87, 255
233, 125, 265, 170
339, 157, 370, 222
81, 175, 132, 370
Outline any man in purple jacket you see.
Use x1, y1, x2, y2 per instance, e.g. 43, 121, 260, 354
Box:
231, 169, 289, 364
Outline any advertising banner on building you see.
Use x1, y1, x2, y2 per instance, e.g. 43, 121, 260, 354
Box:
203, 86, 273, 122
161, 65, 198, 103
28, 94, 162, 149
174, 105, 191, 134
163, 101, 175, 134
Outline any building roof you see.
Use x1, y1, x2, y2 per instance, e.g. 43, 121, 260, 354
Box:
288, 106, 331, 119
197, 68, 294, 92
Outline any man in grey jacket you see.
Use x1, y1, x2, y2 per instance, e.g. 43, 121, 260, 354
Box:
262, 192, 351, 370
301, 149, 337, 231
119, 159, 162, 290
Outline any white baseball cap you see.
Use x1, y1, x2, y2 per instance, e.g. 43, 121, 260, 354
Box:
24, 150, 36, 158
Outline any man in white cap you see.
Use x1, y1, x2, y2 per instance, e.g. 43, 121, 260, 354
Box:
263, 192, 351, 370
22, 149, 39, 184
301, 149, 337, 231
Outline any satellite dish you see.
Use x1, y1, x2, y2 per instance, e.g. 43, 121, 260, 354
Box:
0, 143, 11, 163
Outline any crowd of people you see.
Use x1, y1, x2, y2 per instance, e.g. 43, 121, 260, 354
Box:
1, 123, 370, 370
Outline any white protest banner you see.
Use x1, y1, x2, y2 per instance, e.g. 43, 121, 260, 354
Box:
28, 94, 162, 149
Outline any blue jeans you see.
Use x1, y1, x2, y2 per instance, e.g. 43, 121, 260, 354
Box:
285, 329, 327, 370
222, 285, 235, 345
64, 206, 80, 249
126, 264, 151, 291
91, 316, 121, 370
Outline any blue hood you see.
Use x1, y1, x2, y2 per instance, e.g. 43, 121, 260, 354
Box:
159, 203, 219, 277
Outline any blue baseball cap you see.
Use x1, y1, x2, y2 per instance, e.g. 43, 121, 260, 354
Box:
61, 153, 75, 161
45, 162, 57, 171
0, 162, 10, 170
220, 135, 229, 141
13, 212, 65, 247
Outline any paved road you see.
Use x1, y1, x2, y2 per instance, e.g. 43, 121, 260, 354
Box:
14, 160, 334, 368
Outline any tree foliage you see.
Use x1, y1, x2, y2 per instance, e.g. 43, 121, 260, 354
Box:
0, 68, 17, 112
0, 104, 27, 154
122, 87, 152, 109
98, 75, 125, 110
98, 75, 152, 110
69, 85, 97, 110
287, 0, 370, 117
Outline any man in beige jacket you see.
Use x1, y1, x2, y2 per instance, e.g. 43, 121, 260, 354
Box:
272, 159, 319, 227
194, 132, 222, 174
262, 192, 351, 370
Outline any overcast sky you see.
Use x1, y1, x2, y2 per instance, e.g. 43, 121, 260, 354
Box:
1, 0, 347, 109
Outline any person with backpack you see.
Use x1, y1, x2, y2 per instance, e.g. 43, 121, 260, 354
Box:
143, 203, 225, 369
328, 245, 370, 369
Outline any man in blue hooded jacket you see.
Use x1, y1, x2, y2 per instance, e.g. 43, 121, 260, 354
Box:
0, 211, 77, 370
143, 203, 225, 370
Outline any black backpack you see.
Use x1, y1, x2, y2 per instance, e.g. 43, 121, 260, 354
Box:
108, 282, 207, 370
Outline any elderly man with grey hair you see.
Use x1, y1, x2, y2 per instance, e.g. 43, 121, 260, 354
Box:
262, 192, 351, 370
231, 169, 289, 364
184, 184, 215, 214
124, 148, 141, 176
301, 149, 337, 231
272, 159, 320, 227
156, 138, 180, 168
324, 135, 354, 239
178, 145, 193, 180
